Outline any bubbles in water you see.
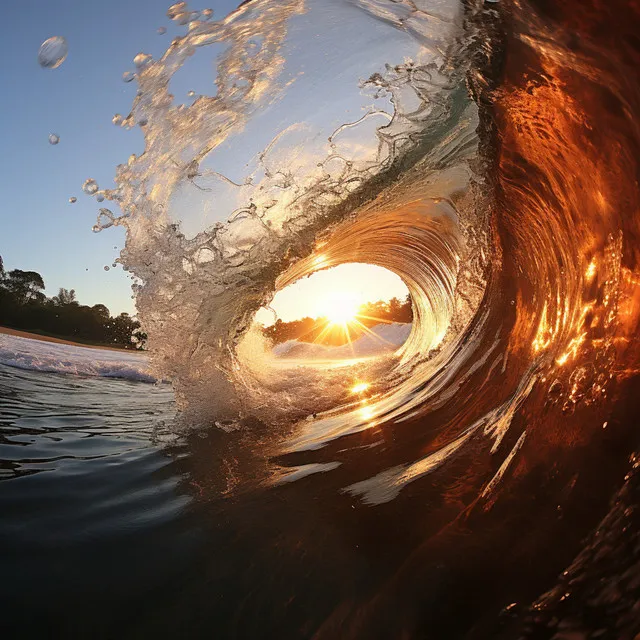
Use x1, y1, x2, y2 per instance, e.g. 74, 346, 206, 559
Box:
134, 52, 152, 68
37, 36, 68, 69
68, 197, 77, 204
122, 71, 136, 83
157, 26, 167, 35
48, 133, 60, 145
82, 178, 99, 195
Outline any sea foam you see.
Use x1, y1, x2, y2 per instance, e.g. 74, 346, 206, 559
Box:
0, 333, 155, 382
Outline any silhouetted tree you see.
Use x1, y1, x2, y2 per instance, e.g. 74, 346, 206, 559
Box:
52, 288, 77, 306
0, 259, 144, 349
91, 304, 110, 320
4, 270, 45, 304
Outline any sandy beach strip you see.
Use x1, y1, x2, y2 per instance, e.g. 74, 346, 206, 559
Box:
0, 326, 135, 353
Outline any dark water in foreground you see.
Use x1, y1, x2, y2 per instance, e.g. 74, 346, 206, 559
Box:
2, 361, 640, 639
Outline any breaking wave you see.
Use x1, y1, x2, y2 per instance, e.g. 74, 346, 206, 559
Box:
78, 0, 640, 633
93, 0, 640, 482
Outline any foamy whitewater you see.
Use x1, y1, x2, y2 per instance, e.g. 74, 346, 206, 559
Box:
0, 323, 409, 381
0, 334, 154, 382
272, 322, 412, 358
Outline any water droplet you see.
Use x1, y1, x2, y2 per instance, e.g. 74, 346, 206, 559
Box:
112, 262, 117, 268
82, 178, 99, 195
96, 194, 105, 202
112, 113, 123, 126
48, 133, 60, 145
134, 52, 152, 68
167, 2, 187, 19
104, 265, 110, 271
122, 71, 136, 83
201, 8, 213, 19
187, 90, 195, 98
38, 36, 68, 69
69, 197, 77, 204
96, 208, 116, 231
157, 26, 167, 35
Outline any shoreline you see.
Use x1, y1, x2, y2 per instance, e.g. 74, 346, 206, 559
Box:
0, 326, 139, 353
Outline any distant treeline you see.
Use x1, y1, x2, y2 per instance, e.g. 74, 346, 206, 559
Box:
0, 257, 145, 349
263, 295, 412, 346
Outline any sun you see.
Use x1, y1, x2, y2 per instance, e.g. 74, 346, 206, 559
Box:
321, 292, 360, 325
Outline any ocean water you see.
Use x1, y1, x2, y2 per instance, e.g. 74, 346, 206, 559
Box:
4, 0, 640, 637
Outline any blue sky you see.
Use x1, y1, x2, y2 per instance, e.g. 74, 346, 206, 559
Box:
1, 0, 414, 322
0, 0, 239, 316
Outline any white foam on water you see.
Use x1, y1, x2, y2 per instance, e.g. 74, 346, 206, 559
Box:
0, 333, 155, 383
272, 322, 412, 359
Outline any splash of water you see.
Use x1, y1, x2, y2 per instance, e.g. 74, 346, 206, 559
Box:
96, 0, 486, 430
95, 0, 640, 524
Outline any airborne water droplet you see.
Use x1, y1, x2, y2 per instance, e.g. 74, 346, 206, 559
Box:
82, 178, 99, 195
133, 52, 152, 68
95, 208, 116, 231
122, 71, 136, 83
38, 36, 68, 69
96, 194, 105, 202
167, 2, 187, 19
201, 8, 213, 19
69, 197, 77, 203
175, 12, 192, 26
187, 90, 195, 98
112, 114, 123, 126
157, 26, 167, 35
104, 266, 110, 271
48, 133, 60, 145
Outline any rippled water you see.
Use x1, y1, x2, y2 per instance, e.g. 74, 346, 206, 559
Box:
4, 0, 640, 637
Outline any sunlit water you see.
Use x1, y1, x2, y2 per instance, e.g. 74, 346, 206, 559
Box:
3, 0, 640, 637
